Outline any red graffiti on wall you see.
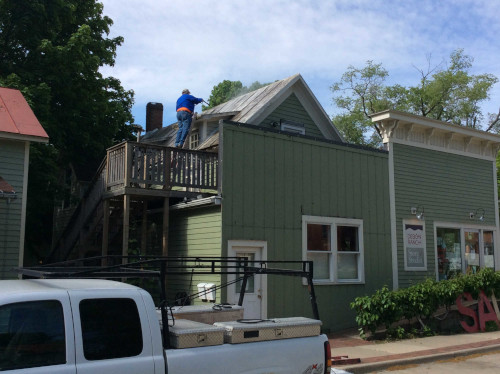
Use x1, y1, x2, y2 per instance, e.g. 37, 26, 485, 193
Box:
456, 291, 500, 332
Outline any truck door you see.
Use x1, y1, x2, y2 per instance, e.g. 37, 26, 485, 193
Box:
0, 296, 76, 374
69, 290, 156, 374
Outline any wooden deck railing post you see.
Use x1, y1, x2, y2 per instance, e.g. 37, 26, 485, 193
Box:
105, 149, 110, 190
124, 142, 132, 188
164, 148, 171, 189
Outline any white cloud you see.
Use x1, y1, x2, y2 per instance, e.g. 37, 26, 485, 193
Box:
100, 0, 500, 126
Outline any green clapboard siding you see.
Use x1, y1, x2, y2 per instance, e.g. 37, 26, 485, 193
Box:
167, 205, 222, 304
393, 143, 496, 288
0, 139, 26, 279
259, 93, 327, 139
221, 124, 392, 331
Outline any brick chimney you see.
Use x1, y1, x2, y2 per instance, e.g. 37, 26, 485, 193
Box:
146, 102, 163, 132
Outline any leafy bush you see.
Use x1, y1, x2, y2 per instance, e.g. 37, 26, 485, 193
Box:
350, 286, 402, 335
350, 269, 500, 337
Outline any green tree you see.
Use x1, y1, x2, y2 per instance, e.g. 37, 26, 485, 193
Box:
332, 49, 499, 146
0, 0, 135, 262
204, 80, 270, 110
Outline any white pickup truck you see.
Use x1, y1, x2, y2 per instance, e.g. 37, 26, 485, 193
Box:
0, 278, 331, 374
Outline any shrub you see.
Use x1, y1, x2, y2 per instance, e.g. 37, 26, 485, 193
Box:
350, 269, 500, 338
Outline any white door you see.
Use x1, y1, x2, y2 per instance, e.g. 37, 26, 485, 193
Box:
228, 241, 267, 319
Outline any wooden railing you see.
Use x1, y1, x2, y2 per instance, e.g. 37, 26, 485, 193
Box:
106, 141, 219, 191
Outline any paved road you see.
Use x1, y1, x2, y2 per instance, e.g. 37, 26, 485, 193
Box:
372, 349, 500, 373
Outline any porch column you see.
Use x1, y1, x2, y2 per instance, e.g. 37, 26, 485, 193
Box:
162, 197, 169, 256
101, 199, 110, 265
122, 194, 130, 263
141, 201, 148, 255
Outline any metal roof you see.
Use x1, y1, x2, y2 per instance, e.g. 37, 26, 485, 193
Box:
199, 73, 341, 140
200, 74, 299, 123
0, 87, 49, 142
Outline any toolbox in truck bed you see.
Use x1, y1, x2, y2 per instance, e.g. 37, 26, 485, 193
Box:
169, 304, 244, 324
214, 317, 322, 344
168, 319, 225, 349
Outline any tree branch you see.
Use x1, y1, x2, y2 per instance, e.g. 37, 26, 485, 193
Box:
485, 108, 500, 132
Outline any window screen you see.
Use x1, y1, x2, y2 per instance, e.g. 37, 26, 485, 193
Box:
0, 300, 65, 370
80, 298, 143, 360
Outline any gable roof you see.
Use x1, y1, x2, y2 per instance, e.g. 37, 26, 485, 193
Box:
199, 74, 343, 141
141, 74, 343, 148
0, 87, 49, 143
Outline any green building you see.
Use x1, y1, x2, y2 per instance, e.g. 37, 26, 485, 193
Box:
372, 110, 500, 289
49, 75, 500, 332
0, 88, 49, 278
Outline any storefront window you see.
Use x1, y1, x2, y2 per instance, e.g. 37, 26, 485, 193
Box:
483, 231, 495, 269
436, 228, 462, 280
465, 230, 480, 274
436, 227, 495, 279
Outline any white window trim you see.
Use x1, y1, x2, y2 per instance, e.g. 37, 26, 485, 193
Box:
433, 221, 497, 280
189, 130, 199, 149
302, 215, 365, 285
403, 219, 427, 271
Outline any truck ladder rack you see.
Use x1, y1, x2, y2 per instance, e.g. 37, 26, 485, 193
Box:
17, 255, 319, 349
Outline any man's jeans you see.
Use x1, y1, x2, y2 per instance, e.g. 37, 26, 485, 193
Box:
175, 110, 193, 146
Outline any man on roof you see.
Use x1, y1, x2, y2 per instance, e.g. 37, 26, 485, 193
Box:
175, 89, 203, 148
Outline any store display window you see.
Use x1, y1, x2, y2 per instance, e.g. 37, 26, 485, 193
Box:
436, 226, 495, 280
436, 228, 462, 280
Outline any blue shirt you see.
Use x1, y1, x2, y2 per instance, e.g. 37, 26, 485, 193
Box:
176, 94, 203, 113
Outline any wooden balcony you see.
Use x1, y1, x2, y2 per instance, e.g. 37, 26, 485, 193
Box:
105, 141, 219, 198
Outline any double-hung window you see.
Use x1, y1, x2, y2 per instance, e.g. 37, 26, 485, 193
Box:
302, 215, 364, 284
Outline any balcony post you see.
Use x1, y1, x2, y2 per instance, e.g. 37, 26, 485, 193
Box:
164, 148, 171, 190
124, 142, 132, 188
101, 199, 110, 265
122, 194, 130, 263
162, 197, 169, 256
141, 201, 148, 255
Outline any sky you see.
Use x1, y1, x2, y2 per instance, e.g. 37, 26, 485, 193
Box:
99, 0, 500, 130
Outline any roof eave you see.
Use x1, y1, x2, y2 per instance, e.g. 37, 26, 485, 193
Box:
0, 131, 49, 143
196, 111, 240, 121
371, 109, 500, 143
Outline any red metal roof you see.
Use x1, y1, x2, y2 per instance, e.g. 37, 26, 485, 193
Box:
0, 87, 48, 140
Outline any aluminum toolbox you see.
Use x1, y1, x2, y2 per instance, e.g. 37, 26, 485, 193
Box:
168, 319, 225, 349
214, 317, 322, 344
169, 304, 244, 324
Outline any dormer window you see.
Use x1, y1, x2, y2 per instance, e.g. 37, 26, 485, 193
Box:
280, 119, 305, 135
189, 130, 199, 149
